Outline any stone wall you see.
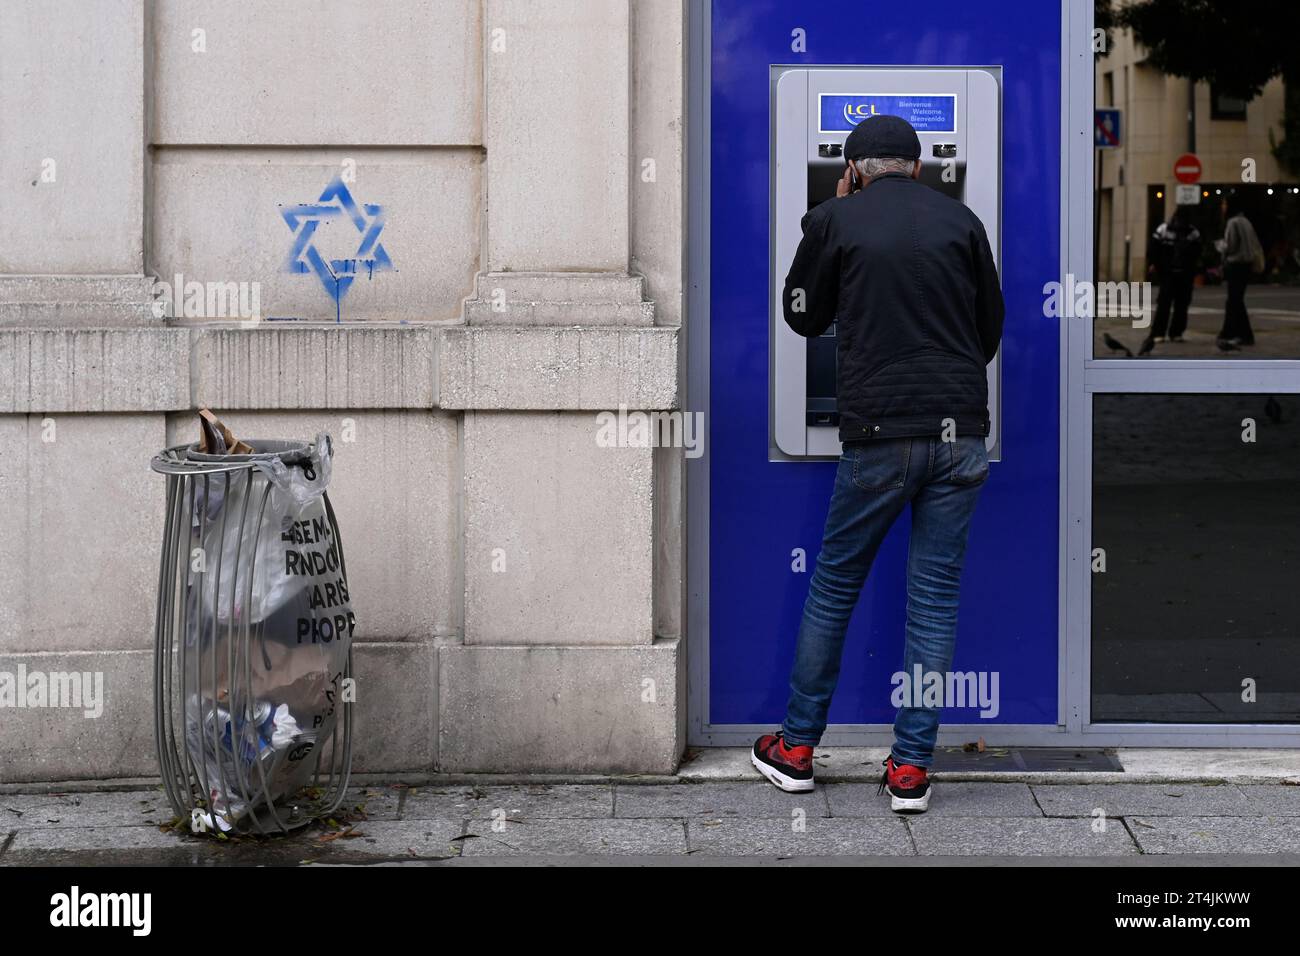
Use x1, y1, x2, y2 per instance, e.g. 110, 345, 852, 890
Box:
0, 0, 687, 780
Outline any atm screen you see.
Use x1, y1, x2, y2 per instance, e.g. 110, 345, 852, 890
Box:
806, 159, 965, 211
803, 159, 968, 427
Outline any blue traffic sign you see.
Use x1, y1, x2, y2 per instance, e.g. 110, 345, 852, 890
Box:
1094, 108, 1121, 148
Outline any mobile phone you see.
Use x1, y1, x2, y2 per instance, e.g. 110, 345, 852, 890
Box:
848, 164, 860, 191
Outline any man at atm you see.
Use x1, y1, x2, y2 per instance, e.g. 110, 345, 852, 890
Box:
751, 113, 1004, 812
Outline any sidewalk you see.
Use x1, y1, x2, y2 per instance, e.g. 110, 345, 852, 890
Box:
4, 749, 1300, 865
1094, 282, 1300, 359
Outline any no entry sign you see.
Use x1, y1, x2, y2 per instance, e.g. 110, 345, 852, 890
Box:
1174, 153, 1202, 184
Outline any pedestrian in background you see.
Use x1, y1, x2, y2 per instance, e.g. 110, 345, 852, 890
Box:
1216, 194, 1264, 347
1144, 205, 1200, 349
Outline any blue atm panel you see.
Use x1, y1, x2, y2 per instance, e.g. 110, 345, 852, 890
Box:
707, 0, 1061, 731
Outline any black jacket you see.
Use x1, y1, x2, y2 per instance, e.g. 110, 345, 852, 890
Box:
782, 171, 1004, 442
1147, 218, 1201, 276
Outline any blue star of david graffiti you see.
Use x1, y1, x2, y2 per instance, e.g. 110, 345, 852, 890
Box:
282, 176, 393, 307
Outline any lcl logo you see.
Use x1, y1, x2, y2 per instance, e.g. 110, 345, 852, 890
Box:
842, 101, 881, 125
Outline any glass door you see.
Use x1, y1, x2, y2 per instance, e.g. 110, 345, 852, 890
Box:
1078, 3, 1300, 741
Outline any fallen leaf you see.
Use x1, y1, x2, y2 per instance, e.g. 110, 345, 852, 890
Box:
317, 826, 360, 843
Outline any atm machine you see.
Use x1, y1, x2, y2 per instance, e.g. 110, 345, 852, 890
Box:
770, 67, 1002, 460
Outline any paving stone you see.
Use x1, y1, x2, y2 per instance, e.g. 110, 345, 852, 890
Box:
909, 816, 1139, 856
339, 785, 403, 822
1031, 783, 1252, 817
686, 817, 911, 856
0, 820, 329, 859
1236, 785, 1300, 815
313, 819, 465, 860
826, 782, 1040, 817
0, 790, 172, 829
614, 782, 828, 818
6, 824, 203, 853
461, 818, 685, 856
678, 746, 889, 781
402, 784, 613, 820
1128, 816, 1300, 854
7, 777, 1300, 862
1116, 748, 1300, 781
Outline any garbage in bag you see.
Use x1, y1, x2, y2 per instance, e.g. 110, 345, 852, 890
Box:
184, 698, 317, 833
153, 412, 354, 835
197, 406, 254, 455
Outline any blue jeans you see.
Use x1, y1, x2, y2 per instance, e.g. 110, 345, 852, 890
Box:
781, 434, 989, 767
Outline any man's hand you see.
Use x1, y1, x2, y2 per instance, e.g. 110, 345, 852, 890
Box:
836, 165, 856, 198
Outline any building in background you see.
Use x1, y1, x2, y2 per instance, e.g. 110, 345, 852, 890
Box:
1095, 17, 1296, 283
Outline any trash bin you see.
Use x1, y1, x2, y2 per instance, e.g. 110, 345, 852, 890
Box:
150, 431, 354, 835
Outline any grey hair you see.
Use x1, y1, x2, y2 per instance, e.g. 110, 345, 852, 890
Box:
852, 156, 915, 180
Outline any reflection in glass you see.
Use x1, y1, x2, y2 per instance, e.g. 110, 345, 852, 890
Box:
1093, 11, 1300, 358
1091, 393, 1300, 723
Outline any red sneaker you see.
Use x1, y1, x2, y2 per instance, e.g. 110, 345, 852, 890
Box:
751, 731, 815, 792
878, 755, 931, 813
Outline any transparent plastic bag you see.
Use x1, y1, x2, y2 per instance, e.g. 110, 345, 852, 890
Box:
181, 434, 353, 831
